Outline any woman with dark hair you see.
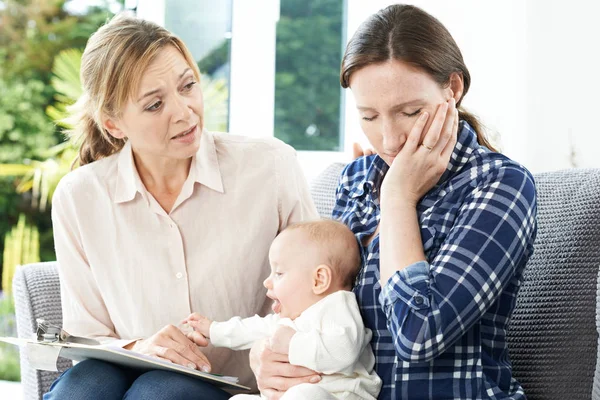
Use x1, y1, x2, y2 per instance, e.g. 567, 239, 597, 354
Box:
252, 5, 537, 399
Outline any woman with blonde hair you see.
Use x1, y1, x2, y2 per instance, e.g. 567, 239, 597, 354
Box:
44, 13, 318, 400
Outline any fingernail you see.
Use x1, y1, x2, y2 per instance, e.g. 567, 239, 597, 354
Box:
420, 112, 428, 121
187, 363, 196, 369
310, 375, 321, 383
202, 365, 211, 373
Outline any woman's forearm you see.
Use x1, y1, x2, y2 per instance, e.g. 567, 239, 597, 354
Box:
379, 194, 426, 286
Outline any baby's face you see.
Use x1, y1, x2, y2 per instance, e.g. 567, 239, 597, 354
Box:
263, 230, 320, 319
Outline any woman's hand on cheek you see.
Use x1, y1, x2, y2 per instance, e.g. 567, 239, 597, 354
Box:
381, 98, 459, 207
250, 338, 321, 400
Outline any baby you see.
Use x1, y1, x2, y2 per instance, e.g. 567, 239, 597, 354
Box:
183, 220, 381, 400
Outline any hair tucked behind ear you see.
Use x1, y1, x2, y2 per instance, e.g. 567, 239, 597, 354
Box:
67, 13, 200, 166
65, 93, 125, 166
340, 4, 498, 152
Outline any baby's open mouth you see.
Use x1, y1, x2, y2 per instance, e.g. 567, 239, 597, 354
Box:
271, 299, 281, 314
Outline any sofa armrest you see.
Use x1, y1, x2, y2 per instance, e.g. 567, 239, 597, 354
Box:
13, 262, 72, 400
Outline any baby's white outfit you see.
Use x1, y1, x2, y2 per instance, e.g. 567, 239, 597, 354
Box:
210, 291, 381, 400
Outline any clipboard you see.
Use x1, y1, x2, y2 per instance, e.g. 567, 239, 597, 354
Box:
0, 320, 250, 391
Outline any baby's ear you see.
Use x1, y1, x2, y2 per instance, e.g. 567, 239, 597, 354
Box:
313, 264, 333, 295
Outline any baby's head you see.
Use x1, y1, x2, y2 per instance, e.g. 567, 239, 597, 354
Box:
263, 220, 361, 319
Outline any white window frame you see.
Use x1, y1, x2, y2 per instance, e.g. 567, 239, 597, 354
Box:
228, 0, 360, 181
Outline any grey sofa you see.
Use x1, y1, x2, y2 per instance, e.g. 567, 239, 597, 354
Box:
13, 163, 600, 400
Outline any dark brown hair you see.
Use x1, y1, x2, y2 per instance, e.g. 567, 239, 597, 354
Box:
340, 4, 498, 152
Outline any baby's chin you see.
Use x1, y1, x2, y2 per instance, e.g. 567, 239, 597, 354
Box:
280, 311, 303, 320
275, 304, 301, 320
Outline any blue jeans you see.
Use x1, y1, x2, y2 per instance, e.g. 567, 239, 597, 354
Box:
43, 359, 232, 400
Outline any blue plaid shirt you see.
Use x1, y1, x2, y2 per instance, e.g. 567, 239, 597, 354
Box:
333, 121, 537, 399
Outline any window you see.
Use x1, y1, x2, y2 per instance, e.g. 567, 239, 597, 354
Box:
273, 0, 346, 152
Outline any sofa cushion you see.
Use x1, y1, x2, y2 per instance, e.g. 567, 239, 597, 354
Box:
310, 162, 345, 219
508, 169, 600, 400
595, 270, 600, 398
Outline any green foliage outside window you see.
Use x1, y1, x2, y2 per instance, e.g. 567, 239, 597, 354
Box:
0, 1, 118, 381
0, 78, 58, 164
274, 0, 344, 151
0, 0, 117, 287
0, 293, 19, 382
2, 214, 40, 296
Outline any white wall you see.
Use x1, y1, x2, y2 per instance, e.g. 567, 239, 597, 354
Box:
346, 0, 600, 173
524, 1, 600, 171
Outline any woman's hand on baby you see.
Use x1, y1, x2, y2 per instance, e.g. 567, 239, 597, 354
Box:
127, 324, 212, 372
182, 312, 213, 339
381, 98, 459, 207
250, 338, 321, 400
269, 326, 295, 355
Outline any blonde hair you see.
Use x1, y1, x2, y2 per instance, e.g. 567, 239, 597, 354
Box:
284, 220, 361, 289
66, 13, 201, 166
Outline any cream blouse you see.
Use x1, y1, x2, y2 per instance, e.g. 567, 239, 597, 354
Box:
51, 130, 319, 389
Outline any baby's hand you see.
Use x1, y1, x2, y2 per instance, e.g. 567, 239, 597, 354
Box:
182, 313, 213, 338
269, 326, 296, 355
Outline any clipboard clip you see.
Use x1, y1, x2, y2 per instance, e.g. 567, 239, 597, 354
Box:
36, 319, 100, 345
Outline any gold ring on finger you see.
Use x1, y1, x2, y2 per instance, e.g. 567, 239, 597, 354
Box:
421, 143, 433, 151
